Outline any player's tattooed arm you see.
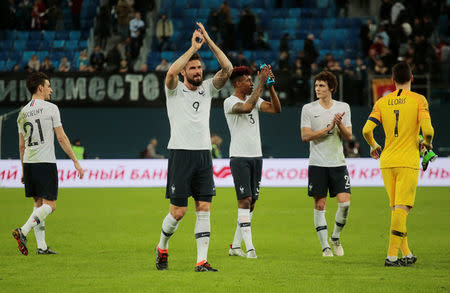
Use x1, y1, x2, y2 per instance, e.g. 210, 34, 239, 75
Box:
165, 30, 204, 90
232, 67, 269, 114
195, 22, 233, 89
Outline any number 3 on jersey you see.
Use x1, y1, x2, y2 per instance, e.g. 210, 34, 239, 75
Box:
248, 114, 255, 124
23, 119, 45, 146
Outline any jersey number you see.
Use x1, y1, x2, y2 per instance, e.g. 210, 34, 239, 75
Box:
23, 119, 44, 146
248, 114, 255, 124
394, 110, 399, 137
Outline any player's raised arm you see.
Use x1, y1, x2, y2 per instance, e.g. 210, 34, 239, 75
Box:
54, 126, 84, 178
196, 22, 233, 89
232, 67, 269, 114
260, 67, 281, 114
165, 29, 205, 90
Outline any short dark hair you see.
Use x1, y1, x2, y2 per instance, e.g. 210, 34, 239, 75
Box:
314, 71, 338, 93
230, 66, 251, 84
189, 53, 202, 62
26, 72, 49, 95
392, 62, 412, 84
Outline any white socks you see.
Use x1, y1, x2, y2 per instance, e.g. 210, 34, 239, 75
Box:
158, 213, 180, 250
314, 209, 329, 250
232, 210, 254, 249
32, 207, 47, 250
195, 211, 211, 264
238, 208, 254, 252
21, 204, 52, 236
332, 201, 350, 240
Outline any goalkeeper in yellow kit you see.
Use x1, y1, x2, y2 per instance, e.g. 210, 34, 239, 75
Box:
362, 62, 434, 267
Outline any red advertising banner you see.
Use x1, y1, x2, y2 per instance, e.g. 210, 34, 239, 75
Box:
1, 158, 450, 188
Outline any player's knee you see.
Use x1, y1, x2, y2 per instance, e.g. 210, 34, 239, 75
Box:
238, 197, 251, 209
171, 209, 186, 221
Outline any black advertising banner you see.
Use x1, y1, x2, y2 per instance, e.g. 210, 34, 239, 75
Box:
0, 72, 290, 107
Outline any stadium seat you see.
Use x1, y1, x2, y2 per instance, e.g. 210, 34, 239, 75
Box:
26, 40, 40, 50
205, 59, 218, 71
52, 40, 66, 49
5, 30, 16, 40
29, 31, 42, 40
6, 60, 18, 71
323, 18, 336, 29
0, 50, 7, 60
69, 30, 82, 40
38, 40, 52, 50
42, 31, 56, 41
8, 51, 22, 62
188, 0, 201, 8
16, 31, 29, 40
0, 40, 13, 50
55, 30, 69, 40
184, 8, 197, 18
65, 40, 79, 50
13, 40, 27, 50
292, 40, 304, 52
285, 18, 298, 30
79, 40, 88, 49
161, 51, 174, 61
288, 8, 301, 18
22, 51, 36, 62
197, 8, 210, 18
36, 51, 49, 61
50, 51, 64, 61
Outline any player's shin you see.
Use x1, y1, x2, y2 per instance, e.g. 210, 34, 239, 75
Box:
195, 211, 211, 265
21, 204, 53, 235
238, 208, 254, 252
231, 217, 242, 249
158, 213, 180, 250
314, 209, 330, 250
387, 208, 408, 260
32, 206, 47, 251
332, 201, 350, 239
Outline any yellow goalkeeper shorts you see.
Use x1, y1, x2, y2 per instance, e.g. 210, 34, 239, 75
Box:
381, 167, 419, 207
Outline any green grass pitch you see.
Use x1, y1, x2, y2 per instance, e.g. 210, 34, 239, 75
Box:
0, 187, 449, 292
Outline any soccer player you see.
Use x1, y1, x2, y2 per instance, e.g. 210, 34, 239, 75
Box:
12, 72, 84, 255
362, 62, 434, 266
300, 71, 353, 257
224, 65, 281, 259
155, 22, 232, 272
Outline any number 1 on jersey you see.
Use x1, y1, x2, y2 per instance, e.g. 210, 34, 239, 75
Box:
394, 110, 399, 137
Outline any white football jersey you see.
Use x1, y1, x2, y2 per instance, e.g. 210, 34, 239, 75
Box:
300, 99, 351, 167
224, 95, 264, 157
17, 99, 62, 163
165, 78, 219, 150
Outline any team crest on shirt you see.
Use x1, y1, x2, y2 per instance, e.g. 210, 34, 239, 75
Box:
171, 184, 176, 194
239, 186, 245, 194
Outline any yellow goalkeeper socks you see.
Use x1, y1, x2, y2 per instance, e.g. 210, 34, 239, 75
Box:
387, 208, 408, 258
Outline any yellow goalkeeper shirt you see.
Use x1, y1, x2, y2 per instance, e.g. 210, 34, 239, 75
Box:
367, 89, 430, 169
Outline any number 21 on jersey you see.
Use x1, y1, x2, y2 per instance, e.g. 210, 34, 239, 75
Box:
23, 119, 45, 146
